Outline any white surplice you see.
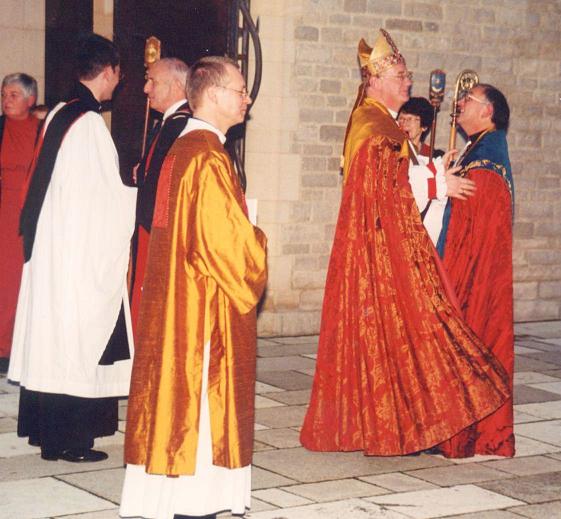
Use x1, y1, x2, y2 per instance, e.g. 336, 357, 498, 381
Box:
8, 103, 137, 398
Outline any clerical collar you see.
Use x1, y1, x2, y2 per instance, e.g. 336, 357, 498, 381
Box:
185, 117, 226, 144
468, 130, 485, 143
70, 83, 102, 113
163, 99, 188, 121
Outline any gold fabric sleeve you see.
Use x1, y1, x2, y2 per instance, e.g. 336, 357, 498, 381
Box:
124, 130, 267, 475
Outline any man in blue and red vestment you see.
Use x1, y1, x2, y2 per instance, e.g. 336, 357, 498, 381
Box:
437, 83, 515, 457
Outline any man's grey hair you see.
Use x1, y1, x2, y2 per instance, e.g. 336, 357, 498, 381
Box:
2, 73, 38, 100
158, 58, 189, 89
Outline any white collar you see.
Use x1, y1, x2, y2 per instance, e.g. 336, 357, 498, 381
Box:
183, 117, 226, 144
163, 99, 187, 121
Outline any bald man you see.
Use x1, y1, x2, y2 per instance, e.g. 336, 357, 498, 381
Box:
130, 58, 190, 331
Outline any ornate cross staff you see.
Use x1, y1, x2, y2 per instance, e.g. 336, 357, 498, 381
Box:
141, 36, 161, 156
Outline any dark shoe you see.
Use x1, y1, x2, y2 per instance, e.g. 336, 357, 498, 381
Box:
59, 448, 108, 463
40, 449, 61, 461
423, 446, 441, 455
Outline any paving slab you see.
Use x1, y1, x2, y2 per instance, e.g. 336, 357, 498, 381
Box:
250, 496, 278, 512
516, 419, 561, 447
528, 380, 561, 395
515, 400, 561, 420
514, 345, 542, 355
0, 377, 19, 394
252, 466, 297, 490
254, 440, 275, 452
515, 321, 561, 338
481, 454, 561, 476
479, 470, 561, 504
514, 356, 559, 372
0, 432, 41, 458
514, 371, 561, 385
506, 500, 561, 518
0, 393, 19, 416
253, 447, 451, 483
258, 338, 281, 347
269, 336, 319, 345
524, 351, 561, 367
546, 369, 561, 379
57, 467, 125, 504
441, 511, 524, 518
252, 488, 314, 507
359, 473, 439, 492
512, 434, 561, 457
248, 498, 406, 518
514, 339, 560, 353
295, 367, 316, 376
256, 370, 313, 390
57, 510, 120, 519
0, 417, 17, 433
258, 343, 318, 358
255, 381, 285, 394
513, 385, 561, 404
255, 395, 286, 409
254, 405, 308, 428
366, 484, 523, 519
255, 428, 302, 449
405, 463, 513, 487
282, 478, 389, 502
257, 355, 317, 373
0, 444, 125, 482
513, 410, 543, 424
262, 389, 311, 406
0, 477, 115, 519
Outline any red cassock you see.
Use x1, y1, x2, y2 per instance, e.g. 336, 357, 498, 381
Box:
438, 167, 514, 457
300, 99, 511, 456
0, 115, 39, 357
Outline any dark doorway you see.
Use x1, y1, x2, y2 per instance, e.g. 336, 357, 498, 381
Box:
112, 0, 231, 181
44, 1, 258, 185
45, 0, 93, 107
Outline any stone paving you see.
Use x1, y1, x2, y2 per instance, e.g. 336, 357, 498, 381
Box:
1, 321, 561, 518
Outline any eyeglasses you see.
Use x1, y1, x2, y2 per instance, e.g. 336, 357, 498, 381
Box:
397, 114, 420, 124
380, 71, 413, 82
220, 86, 250, 99
463, 92, 489, 105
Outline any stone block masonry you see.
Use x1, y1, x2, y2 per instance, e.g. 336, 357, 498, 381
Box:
249, 0, 561, 335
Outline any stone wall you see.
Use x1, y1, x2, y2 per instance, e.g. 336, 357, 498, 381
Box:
247, 0, 561, 336
0, 0, 45, 102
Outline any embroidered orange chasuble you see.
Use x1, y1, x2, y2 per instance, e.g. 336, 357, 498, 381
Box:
124, 130, 267, 475
300, 99, 511, 455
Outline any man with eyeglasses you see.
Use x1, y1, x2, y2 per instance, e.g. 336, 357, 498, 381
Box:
435, 83, 515, 458
121, 56, 267, 519
9, 33, 136, 462
130, 58, 190, 335
301, 29, 509, 457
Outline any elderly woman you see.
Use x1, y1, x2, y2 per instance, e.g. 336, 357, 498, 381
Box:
0, 73, 40, 371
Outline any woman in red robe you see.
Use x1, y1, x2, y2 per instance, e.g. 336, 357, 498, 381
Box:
0, 73, 40, 365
